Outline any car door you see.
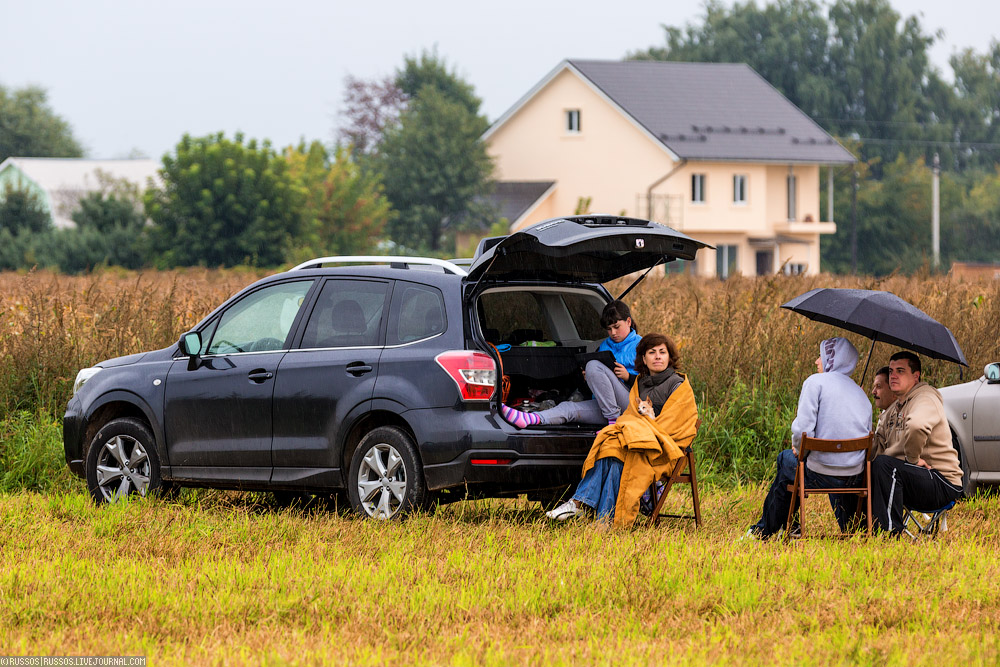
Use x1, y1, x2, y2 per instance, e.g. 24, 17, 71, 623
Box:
973, 367, 1000, 474
163, 279, 315, 482
270, 278, 390, 487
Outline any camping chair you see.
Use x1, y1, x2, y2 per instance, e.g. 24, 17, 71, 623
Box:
784, 432, 873, 540
903, 500, 955, 541
647, 419, 702, 527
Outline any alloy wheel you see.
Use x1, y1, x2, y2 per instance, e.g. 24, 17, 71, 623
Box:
356, 443, 407, 518
94, 434, 151, 502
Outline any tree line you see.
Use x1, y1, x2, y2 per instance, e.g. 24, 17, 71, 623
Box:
0, 51, 492, 272
2, 1, 999, 274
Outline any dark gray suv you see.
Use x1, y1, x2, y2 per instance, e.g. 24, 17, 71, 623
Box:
63, 215, 709, 517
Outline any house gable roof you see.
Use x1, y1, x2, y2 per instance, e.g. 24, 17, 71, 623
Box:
0, 157, 161, 193
486, 180, 556, 229
486, 60, 855, 165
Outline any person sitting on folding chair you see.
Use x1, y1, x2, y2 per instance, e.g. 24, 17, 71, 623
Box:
871, 366, 896, 432
744, 337, 873, 540
870, 351, 963, 535
544, 333, 698, 527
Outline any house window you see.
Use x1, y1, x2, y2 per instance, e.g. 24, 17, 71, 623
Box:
733, 175, 747, 204
566, 109, 581, 133
691, 174, 705, 203
716, 245, 738, 279
787, 174, 797, 220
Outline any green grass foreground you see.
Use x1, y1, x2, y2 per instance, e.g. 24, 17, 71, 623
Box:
2, 489, 1000, 666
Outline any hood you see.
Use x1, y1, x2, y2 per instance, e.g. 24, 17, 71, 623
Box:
820, 337, 858, 375
97, 351, 149, 368
466, 215, 711, 284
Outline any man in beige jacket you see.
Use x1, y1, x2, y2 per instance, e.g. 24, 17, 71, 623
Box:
871, 351, 963, 534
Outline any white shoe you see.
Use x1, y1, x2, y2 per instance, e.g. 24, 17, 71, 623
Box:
546, 499, 583, 521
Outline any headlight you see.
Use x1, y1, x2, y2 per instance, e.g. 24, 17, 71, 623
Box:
73, 367, 101, 395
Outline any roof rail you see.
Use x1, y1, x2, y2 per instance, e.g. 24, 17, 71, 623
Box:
290, 255, 468, 276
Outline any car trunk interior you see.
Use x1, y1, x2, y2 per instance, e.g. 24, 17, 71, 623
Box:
475, 285, 610, 429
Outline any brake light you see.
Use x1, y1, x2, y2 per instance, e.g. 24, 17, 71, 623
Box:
435, 351, 496, 401
470, 458, 513, 465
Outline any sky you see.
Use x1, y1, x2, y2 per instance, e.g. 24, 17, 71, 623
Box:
2, 0, 998, 161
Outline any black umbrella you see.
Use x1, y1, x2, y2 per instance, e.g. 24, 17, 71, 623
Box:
781, 288, 967, 381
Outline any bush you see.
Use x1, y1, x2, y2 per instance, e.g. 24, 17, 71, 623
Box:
0, 411, 82, 493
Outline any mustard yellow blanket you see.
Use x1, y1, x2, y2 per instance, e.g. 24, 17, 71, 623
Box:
582, 374, 699, 527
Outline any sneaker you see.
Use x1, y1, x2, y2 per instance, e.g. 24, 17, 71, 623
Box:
739, 527, 764, 542
546, 499, 584, 521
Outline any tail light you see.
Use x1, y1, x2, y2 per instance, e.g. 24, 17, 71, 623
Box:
435, 351, 496, 401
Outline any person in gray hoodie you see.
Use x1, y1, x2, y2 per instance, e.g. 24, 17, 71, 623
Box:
745, 337, 873, 539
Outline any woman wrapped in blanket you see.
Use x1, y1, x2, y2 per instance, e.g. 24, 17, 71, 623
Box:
501, 300, 640, 428
545, 333, 700, 527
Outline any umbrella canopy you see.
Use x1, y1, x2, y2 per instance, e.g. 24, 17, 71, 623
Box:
781, 288, 967, 366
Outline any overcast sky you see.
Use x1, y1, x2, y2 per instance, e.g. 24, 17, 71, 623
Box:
2, 0, 997, 160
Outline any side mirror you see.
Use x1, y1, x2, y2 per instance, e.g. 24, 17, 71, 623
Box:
180, 331, 202, 357
986, 362, 1000, 384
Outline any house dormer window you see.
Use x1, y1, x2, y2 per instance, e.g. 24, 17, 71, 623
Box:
733, 174, 748, 204
691, 174, 706, 203
566, 109, 581, 133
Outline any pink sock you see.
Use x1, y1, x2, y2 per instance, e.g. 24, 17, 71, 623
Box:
607, 418, 617, 426
501, 403, 542, 428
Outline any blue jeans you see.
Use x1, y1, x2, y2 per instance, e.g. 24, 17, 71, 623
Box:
750, 448, 862, 537
572, 457, 623, 521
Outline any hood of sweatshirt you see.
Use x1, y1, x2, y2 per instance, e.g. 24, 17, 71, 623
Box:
820, 336, 859, 375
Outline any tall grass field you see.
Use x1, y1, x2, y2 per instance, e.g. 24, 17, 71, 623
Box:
1, 268, 999, 664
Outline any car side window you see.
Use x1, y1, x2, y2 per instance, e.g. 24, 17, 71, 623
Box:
561, 293, 607, 341
206, 280, 313, 355
299, 279, 389, 349
391, 283, 446, 344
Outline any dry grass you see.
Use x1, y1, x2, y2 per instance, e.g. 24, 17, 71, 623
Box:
0, 267, 267, 415
1, 268, 997, 484
1, 488, 999, 665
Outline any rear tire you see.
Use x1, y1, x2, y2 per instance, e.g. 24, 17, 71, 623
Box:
347, 426, 425, 519
86, 417, 164, 504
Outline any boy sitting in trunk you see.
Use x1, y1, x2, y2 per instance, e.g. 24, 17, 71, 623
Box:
502, 300, 640, 428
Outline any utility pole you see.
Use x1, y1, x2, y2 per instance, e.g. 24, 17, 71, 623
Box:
851, 169, 858, 274
932, 153, 940, 270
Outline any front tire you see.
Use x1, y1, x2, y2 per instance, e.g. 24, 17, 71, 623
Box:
347, 426, 425, 519
86, 417, 164, 504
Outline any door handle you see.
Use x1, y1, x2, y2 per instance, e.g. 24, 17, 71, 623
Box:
248, 370, 274, 383
346, 362, 373, 376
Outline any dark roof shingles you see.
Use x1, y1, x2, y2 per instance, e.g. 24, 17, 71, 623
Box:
568, 60, 854, 164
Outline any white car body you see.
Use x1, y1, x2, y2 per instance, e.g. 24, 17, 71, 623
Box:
940, 362, 1000, 495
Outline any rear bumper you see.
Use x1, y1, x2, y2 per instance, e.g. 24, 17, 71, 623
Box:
406, 406, 596, 492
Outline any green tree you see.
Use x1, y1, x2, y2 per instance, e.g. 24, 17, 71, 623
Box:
632, 0, 835, 118
632, 0, 960, 171
283, 141, 392, 258
144, 132, 304, 267
397, 49, 483, 116
822, 155, 964, 274
0, 84, 84, 163
378, 87, 494, 252
67, 191, 149, 269
0, 185, 51, 234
